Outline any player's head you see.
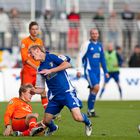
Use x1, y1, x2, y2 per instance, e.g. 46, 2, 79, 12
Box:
29, 45, 46, 61
90, 28, 99, 41
107, 42, 114, 52
29, 21, 39, 37
19, 84, 33, 102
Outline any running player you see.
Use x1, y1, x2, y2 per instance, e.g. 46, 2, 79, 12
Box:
28, 45, 92, 136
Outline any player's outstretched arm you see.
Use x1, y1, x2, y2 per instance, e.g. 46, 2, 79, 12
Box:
39, 61, 71, 76
31, 87, 45, 94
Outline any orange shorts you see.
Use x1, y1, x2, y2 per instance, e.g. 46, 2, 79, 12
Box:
12, 118, 28, 132
20, 69, 36, 86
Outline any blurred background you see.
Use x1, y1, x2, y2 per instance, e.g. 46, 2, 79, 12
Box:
0, 0, 140, 69
0, 0, 140, 102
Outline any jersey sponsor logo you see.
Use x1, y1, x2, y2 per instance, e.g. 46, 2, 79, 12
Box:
58, 55, 67, 61
21, 44, 25, 48
90, 47, 94, 51
21, 106, 32, 112
49, 62, 54, 67
93, 53, 100, 58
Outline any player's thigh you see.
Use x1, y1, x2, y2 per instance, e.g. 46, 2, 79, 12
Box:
65, 91, 83, 110
12, 119, 28, 132
71, 107, 83, 121
112, 72, 120, 83
21, 71, 36, 85
45, 100, 63, 116
86, 71, 100, 88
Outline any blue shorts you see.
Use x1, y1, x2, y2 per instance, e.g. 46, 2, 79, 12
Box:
105, 72, 120, 83
85, 70, 100, 88
45, 91, 83, 115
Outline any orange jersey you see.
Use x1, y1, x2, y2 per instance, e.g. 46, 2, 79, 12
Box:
20, 36, 43, 72
4, 97, 32, 126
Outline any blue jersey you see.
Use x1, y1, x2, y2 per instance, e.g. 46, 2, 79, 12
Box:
36, 52, 75, 100
77, 40, 108, 74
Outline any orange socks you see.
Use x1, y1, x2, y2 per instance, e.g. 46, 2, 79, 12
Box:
22, 118, 38, 136
41, 97, 48, 109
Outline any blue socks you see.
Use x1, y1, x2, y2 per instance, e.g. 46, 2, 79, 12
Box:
81, 113, 91, 125
87, 92, 96, 111
45, 120, 57, 131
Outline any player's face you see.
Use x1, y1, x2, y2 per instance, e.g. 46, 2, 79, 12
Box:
29, 25, 39, 37
22, 88, 33, 102
30, 48, 41, 61
90, 29, 99, 41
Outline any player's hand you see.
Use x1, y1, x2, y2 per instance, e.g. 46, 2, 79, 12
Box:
30, 87, 36, 95
105, 73, 109, 79
3, 125, 13, 136
38, 69, 52, 76
77, 72, 81, 78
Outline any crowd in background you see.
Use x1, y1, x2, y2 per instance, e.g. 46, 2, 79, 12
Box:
0, 3, 140, 70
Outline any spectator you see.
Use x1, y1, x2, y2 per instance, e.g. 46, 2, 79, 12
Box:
10, 8, 21, 47
58, 12, 68, 52
136, 13, 140, 45
0, 49, 15, 70
0, 7, 10, 49
121, 4, 135, 54
39, 9, 53, 49
116, 45, 124, 66
128, 45, 140, 67
107, 11, 120, 46
93, 7, 105, 42
67, 6, 80, 55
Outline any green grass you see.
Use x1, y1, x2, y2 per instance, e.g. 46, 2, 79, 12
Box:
0, 101, 140, 140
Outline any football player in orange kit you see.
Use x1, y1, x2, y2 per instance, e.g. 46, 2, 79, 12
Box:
20, 21, 48, 109
3, 84, 44, 136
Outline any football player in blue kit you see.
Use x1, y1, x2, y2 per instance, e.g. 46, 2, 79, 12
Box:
77, 28, 109, 117
29, 45, 92, 136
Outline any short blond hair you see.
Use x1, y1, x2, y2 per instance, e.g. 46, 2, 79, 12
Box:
28, 45, 46, 53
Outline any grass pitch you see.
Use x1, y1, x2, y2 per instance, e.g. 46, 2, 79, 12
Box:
0, 101, 140, 140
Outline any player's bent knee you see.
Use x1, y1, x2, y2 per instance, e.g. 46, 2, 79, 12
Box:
25, 113, 39, 124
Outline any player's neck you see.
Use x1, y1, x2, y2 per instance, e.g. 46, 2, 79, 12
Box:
19, 97, 29, 104
41, 53, 46, 62
90, 39, 98, 44
30, 35, 37, 41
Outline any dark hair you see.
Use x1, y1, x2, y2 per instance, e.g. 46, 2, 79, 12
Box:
19, 84, 33, 96
29, 21, 38, 30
